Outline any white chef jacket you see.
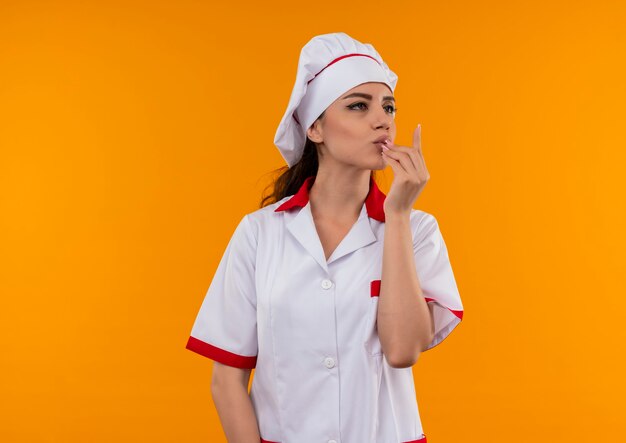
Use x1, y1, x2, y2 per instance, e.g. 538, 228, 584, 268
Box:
186, 175, 464, 443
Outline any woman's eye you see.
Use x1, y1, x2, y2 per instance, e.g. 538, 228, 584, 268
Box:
348, 102, 397, 114
348, 102, 368, 110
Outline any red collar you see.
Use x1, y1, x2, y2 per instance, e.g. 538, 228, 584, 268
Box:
274, 175, 386, 222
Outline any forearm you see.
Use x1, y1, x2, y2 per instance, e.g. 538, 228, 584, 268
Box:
378, 212, 434, 367
211, 380, 261, 443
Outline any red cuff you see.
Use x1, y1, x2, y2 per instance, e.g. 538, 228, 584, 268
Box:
186, 336, 257, 369
424, 297, 463, 320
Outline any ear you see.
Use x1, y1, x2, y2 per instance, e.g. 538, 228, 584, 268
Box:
306, 120, 323, 143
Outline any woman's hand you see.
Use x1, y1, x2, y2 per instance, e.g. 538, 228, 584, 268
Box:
381, 124, 430, 217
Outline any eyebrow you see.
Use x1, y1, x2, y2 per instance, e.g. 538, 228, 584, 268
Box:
341, 92, 395, 102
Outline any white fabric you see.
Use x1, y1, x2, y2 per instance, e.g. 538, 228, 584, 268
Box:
186, 184, 464, 443
274, 32, 398, 168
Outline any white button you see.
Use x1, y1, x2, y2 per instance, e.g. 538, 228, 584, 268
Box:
328, 440, 337, 443
321, 279, 333, 289
324, 357, 335, 368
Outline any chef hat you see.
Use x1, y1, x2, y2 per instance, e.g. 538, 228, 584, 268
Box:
274, 32, 398, 168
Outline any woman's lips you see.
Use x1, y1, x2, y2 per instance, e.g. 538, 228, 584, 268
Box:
373, 136, 391, 144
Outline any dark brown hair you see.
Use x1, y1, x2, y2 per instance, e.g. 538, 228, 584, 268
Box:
259, 111, 378, 208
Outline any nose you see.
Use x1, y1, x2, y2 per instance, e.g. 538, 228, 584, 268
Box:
372, 105, 393, 130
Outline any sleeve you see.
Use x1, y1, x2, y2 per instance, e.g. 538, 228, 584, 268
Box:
413, 213, 464, 351
185, 214, 259, 369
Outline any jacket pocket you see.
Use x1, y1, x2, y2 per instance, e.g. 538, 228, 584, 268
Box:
363, 279, 383, 356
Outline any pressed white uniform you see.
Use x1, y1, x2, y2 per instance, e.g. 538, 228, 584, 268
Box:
186, 176, 464, 443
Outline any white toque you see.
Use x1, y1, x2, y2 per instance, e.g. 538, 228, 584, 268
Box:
273, 32, 398, 168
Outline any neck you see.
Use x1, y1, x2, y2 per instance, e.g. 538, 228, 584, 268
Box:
309, 168, 371, 220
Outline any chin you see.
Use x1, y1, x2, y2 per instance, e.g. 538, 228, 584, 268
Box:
372, 156, 387, 170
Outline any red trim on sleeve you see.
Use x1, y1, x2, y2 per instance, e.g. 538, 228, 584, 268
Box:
424, 297, 463, 320
260, 439, 280, 443
371, 281, 463, 321
186, 336, 257, 369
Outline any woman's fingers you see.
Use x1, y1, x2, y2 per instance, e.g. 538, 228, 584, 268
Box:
382, 148, 404, 175
413, 124, 421, 153
383, 144, 418, 175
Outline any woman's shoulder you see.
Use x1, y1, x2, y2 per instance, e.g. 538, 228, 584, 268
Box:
408, 208, 444, 243
240, 195, 294, 233
247, 195, 292, 218
409, 208, 437, 228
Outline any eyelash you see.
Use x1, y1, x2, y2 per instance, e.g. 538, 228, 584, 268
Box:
348, 102, 398, 114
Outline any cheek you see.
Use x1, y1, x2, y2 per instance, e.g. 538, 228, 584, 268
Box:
341, 121, 370, 145
324, 122, 356, 149
328, 120, 353, 139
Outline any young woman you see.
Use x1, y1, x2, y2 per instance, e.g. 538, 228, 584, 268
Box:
186, 32, 464, 443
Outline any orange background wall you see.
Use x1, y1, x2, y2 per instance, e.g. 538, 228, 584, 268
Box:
1, 1, 625, 441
